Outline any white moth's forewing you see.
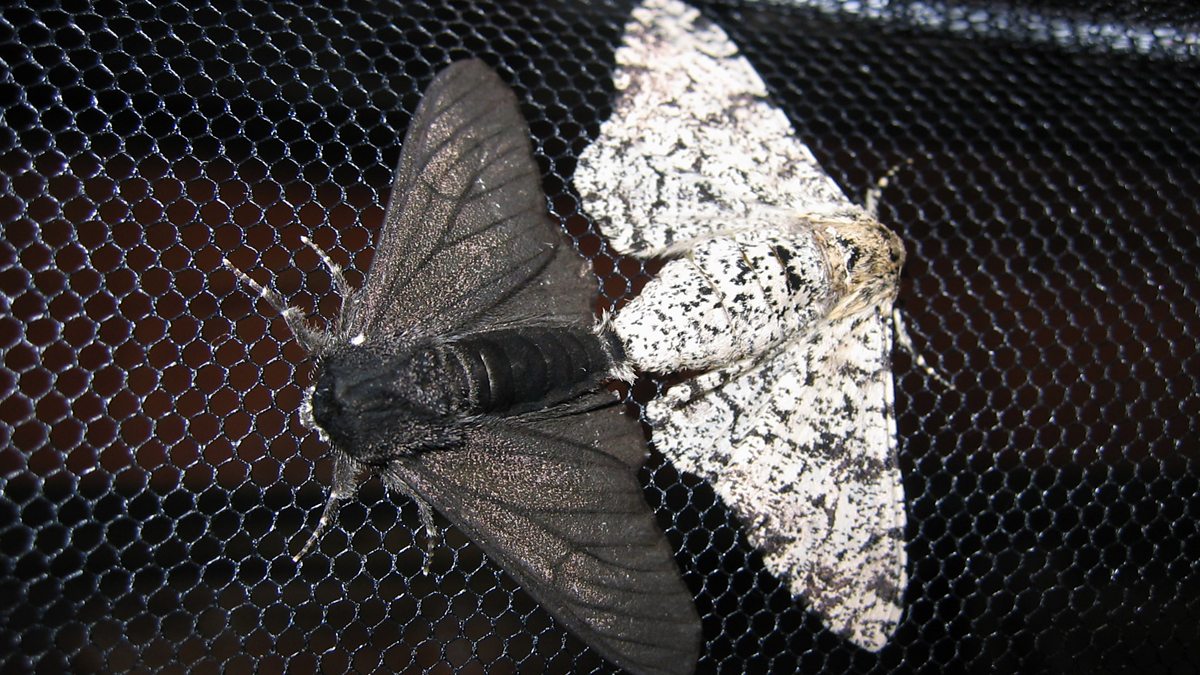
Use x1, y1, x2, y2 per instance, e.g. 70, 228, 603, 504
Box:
575, 0, 853, 255
578, 0, 909, 651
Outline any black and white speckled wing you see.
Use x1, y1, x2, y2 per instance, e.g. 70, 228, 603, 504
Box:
388, 403, 702, 675
573, 0, 911, 652
574, 0, 854, 255
345, 59, 589, 341
646, 308, 905, 651
610, 214, 907, 649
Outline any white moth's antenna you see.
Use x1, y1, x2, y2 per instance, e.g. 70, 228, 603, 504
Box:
864, 158, 914, 219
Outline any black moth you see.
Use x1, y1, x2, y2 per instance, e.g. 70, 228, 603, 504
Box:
224, 59, 701, 675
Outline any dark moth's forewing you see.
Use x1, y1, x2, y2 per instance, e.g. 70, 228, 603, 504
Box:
343, 59, 591, 339
331, 59, 701, 675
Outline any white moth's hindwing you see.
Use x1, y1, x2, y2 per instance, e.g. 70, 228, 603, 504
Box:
577, 0, 909, 652
642, 293, 905, 651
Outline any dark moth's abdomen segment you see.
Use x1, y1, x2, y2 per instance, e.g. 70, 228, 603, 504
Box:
310, 326, 622, 460
447, 326, 620, 414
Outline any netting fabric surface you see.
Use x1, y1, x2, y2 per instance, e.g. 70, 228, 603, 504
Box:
2, 0, 1199, 672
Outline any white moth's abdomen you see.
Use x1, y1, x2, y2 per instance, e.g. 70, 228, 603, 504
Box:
614, 225, 834, 373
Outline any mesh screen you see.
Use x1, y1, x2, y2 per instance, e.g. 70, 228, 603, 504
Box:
3, 0, 1199, 672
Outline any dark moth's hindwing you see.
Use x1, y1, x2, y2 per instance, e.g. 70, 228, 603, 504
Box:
302, 59, 701, 675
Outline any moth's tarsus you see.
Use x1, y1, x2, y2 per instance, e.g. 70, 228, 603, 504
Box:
301, 235, 352, 300
292, 494, 344, 562
891, 307, 952, 388
293, 450, 364, 562
416, 493, 437, 576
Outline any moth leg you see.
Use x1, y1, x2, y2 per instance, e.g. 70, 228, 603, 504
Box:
891, 307, 952, 388
385, 477, 440, 576
300, 235, 351, 299
222, 257, 327, 353
292, 493, 346, 561
864, 158, 914, 219
416, 497, 437, 576
292, 452, 360, 561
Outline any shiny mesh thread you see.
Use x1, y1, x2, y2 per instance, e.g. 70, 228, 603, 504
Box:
2, 1, 1199, 672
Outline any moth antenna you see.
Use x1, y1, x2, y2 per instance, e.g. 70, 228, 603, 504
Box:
223, 257, 327, 353
300, 235, 351, 299
891, 307, 953, 388
222, 257, 288, 313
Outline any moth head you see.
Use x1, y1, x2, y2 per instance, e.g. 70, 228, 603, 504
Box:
821, 216, 906, 319
308, 344, 464, 464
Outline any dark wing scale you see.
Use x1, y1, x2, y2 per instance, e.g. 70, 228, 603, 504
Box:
386, 404, 702, 675
346, 59, 589, 339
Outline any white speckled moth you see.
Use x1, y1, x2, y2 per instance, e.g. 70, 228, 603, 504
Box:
575, 0, 908, 651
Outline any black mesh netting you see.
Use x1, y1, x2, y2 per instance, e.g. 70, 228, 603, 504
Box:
3, 0, 1199, 672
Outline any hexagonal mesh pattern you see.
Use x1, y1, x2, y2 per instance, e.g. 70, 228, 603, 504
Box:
3, 0, 1199, 672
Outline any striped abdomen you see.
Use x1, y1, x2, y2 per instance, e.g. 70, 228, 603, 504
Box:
310, 325, 621, 460
445, 326, 619, 415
